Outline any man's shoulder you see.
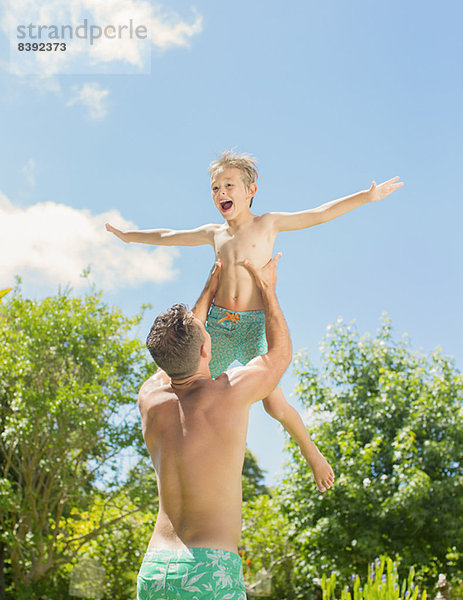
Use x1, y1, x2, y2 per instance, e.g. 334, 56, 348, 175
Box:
138, 372, 171, 412
213, 365, 263, 397
195, 372, 242, 401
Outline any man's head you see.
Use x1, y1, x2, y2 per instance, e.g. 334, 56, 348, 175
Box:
146, 304, 210, 379
209, 150, 258, 217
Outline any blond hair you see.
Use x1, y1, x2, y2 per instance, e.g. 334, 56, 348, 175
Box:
209, 149, 259, 206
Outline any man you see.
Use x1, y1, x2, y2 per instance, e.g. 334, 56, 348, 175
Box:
137, 255, 328, 599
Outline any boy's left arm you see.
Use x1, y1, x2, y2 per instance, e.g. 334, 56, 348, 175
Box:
271, 176, 404, 232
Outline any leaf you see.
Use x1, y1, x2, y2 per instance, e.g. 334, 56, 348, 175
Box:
0, 287, 12, 302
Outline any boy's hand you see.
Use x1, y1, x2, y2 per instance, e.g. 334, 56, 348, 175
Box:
367, 177, 404, 203
105, 223, 128, 242
243, 253, 282, 292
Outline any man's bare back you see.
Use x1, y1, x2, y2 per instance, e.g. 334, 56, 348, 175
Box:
139, 369, 254, 554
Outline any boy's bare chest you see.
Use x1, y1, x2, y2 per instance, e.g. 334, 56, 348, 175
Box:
213, 222, 275, 265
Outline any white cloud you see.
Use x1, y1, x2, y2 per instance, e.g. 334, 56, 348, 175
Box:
0, 190, 178, 290
20, 158, 37, 186
2, 0, 203, 76
67, 82, 109, 120
17, 74, 62, 95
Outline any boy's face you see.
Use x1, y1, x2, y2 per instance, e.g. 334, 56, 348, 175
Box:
210, 167, 256, 220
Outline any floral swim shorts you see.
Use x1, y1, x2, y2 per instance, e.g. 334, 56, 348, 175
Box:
137, 547, 246, 600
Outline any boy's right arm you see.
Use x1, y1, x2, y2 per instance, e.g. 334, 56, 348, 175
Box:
226, 254, 292, 403
105, 222, 218, 247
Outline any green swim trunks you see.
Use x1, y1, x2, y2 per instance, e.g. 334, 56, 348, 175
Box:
137, 547, 246, 599
206, 305, 269, 379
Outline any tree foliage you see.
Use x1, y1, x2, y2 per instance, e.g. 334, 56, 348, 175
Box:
54, 463, 158, 600
240, 494, 296, 600
242, 448, 270, 501
279, 315, 463, 594
0, 286, 154, 598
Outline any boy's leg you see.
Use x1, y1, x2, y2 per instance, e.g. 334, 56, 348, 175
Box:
263, 387, 335, 493
207, 308, 334, 491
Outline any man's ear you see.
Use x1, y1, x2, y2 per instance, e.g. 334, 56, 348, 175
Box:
248, 183, 257, 198
200, 343, 209, 358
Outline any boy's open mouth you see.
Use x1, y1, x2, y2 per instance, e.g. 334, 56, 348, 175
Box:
220, 200, 233, 212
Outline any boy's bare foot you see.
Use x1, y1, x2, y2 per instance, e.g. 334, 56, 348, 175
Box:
304, 443, 335, 493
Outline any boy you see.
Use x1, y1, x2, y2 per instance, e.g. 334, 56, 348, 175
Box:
106, 150, 403, 492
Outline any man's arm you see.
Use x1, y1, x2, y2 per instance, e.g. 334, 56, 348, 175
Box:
191, 260, 222, 324
226, 254, 292, 402
105, 222, 218, 246
271, 177, 404, 232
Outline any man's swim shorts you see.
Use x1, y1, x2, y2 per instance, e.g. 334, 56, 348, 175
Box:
205, 304, 269, 379
137, 547, 246, 600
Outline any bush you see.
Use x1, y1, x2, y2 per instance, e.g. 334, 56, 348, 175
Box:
321, 556, 427, 600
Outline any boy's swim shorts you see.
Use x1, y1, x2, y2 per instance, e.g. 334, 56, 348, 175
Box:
206, 304, 270, 379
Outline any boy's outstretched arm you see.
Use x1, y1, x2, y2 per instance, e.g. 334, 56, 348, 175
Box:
271, 176, 404, 232
105, 222, 218, 246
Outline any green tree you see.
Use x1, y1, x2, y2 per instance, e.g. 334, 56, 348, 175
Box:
240, 494, 296, 600
45, 463, 159, 600
88, 461, 159, 600
0, 286, 153, 599
279, 315, 463, 596
242, 448, 270, 501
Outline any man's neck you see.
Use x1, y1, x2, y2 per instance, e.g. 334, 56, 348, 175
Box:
170, 367, 211, 390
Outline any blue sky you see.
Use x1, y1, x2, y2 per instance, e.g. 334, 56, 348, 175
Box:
1, 0, 462, 485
